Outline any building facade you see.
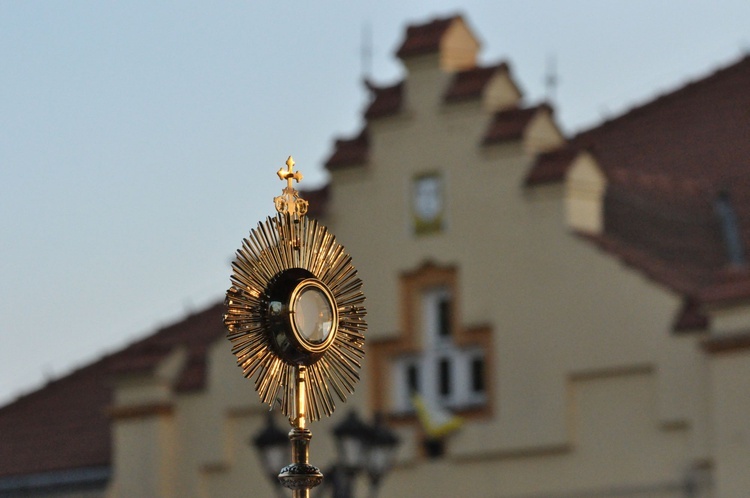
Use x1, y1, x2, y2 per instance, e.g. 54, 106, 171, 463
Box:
3, 14, 750, 498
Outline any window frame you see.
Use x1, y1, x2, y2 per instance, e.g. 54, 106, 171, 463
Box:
370, 262, 493, 421
410, 171, 446, 236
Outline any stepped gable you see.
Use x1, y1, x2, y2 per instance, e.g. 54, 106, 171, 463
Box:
327, 16, 526, 180
0, 301, 226, 479
0, 358, 113, 478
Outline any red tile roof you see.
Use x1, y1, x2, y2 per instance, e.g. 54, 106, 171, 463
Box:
0, 359, 112, 478
324, 127, 369, 170
107, 302, 226, 391
696, 269, 750, 305
529, 55, 750, 185
395, 15, 459, 59
482, 104, 550, 145
443, 63, 512, 103
525, 148, 579, 186
580, 232, 703, 295
363, 81, 403, 120
543, 55, 750, 309
0, 302, 226, 479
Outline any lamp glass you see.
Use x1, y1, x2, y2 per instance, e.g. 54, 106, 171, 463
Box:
263, 445, 288, 478
339, 435, 366, 469
367, 444, 396, 477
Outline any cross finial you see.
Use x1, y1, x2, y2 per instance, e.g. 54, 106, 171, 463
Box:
273, 156, 308, 217
277, 156, 303, 190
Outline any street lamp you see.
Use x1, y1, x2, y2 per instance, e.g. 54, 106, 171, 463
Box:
329, 411, 369, 498
364, 413, 400, 497
333, 411, 370, 471
252, 410, 400, 498
332, 411, 401, 498
252, 412, 290, 498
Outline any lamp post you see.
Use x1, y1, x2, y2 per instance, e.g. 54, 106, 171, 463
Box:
252, 412, 291, 498
363, 414, 400, 498
252, 410, 400, 498
330, 411, 369, 498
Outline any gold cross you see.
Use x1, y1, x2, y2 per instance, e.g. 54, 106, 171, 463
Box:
277, 156, 303, 190
273, 155, 309, 217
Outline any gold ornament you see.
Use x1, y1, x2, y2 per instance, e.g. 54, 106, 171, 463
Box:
224, 157, 366, 421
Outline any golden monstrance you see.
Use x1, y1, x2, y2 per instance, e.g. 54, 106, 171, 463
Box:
223, 157, 367, 496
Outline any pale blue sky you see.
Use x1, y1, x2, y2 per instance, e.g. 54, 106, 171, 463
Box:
2, 1, 749, 404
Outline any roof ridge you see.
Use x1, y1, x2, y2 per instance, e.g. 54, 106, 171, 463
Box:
0, 352, 114, 412
574, 54, 750, 140
0, 300, 226, 412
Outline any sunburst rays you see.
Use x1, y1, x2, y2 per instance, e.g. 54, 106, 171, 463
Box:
224, 213, 366, 421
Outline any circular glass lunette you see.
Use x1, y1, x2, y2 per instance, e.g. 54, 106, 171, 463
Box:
289, 278, 338, 353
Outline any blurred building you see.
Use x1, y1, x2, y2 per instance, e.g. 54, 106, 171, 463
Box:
3, 13, 750, 498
